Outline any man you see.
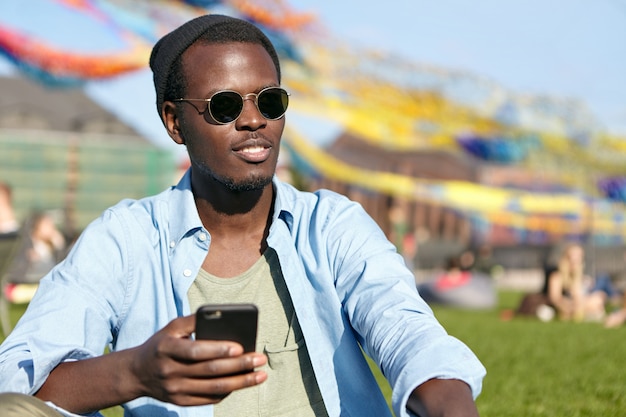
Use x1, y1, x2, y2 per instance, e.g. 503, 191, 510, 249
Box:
0, 14, 485, 417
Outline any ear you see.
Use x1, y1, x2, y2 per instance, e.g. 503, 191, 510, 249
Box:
163, 101, 185, 145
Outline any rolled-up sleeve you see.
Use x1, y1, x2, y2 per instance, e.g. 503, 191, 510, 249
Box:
328, 199, 486, 416
0, 209, 131, 394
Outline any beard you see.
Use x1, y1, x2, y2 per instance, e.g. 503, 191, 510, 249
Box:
218, 173, 273, 192
193, 160, 273, 192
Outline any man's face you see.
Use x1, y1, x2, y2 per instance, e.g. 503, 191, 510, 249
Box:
175, 42, 285, 192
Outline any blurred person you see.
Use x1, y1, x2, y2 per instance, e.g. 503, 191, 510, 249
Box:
418, 255, 497, 309
0, 14, 484, 417
471, 243, 503, 278
29, 212, 66, 262
3, 211, 67, 304
0, 182, 19, 235
435, 256, 471, 289
547, 243, 608, 322
458, 248, 475, 271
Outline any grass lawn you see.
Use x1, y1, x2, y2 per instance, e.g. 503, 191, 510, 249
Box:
436, 292, 626, 417
3, 291, 625, 416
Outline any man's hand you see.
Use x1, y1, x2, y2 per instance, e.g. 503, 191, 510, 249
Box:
406, 378, 479, 417
128, 314, 267, 405
36, 315, 267, 414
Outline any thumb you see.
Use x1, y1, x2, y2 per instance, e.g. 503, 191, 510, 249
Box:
164, 314, 196, 338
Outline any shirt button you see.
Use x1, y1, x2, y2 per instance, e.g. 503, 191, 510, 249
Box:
169, 241, 176, 248
183, 269, 192, 277
198, 233, 207, 242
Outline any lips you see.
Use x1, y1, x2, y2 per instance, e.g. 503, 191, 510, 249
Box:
233, 139, 272, 163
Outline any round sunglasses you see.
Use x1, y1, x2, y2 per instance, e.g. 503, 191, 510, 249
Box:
174, 87, 289, 124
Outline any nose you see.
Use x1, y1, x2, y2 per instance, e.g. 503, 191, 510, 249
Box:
242, 92, 259, 103
236, 93, 265, 128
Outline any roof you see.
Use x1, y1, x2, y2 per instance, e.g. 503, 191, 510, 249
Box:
0, 75, 145, 139
327, 131, 480, 181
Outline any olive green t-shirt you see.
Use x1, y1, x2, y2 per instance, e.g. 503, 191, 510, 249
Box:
188, 248, 328, 417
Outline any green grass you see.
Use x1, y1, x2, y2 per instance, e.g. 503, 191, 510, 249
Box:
3, 292, 625, 416
433, 292, 626, 417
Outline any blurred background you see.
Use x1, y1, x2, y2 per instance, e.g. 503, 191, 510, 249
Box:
1, 0, 626, 290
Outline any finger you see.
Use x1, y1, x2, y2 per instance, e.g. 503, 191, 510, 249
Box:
165, 351, 267, 381
160, 338, 246, 364
193, 352, 267, 377
163, 314, 196, 338
164, 370, 268, 406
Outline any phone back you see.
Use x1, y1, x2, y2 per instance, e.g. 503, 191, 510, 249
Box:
195, 303, 258, 352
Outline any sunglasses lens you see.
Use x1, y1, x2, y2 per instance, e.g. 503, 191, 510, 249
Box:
210, 91, 243, 124
258, 88, 289, 120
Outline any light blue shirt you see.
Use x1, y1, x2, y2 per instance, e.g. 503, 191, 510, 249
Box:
0, 170, 485, 417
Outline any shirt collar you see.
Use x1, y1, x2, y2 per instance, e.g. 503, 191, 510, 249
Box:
271, 177, 296, 233
168, 169, 299, 240
168, 169, 204, 243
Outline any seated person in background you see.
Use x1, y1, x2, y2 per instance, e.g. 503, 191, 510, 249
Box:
3, 211, 67, 304
547, 243, 608, 322
435, 256, 472, 290
471, 243, 503, 278
0, 14, 485, 417
417, 255, 497, 310
27, 212, 66, 269
0, 182, 19, 235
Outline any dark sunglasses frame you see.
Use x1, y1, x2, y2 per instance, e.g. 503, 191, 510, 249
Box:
174, 87, 290, 124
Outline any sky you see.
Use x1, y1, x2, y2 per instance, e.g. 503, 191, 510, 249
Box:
288, 0, 626, 134
1, 0, 625, 156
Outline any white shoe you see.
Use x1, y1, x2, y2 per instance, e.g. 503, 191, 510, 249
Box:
536, 304, 555, 322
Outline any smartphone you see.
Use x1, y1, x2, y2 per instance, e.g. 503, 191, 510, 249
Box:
195, 303, 258, 353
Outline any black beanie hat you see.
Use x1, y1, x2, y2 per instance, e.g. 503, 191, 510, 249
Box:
149, 14, 281, 119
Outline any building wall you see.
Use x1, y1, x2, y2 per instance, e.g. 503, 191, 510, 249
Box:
0, 130, 176, 237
